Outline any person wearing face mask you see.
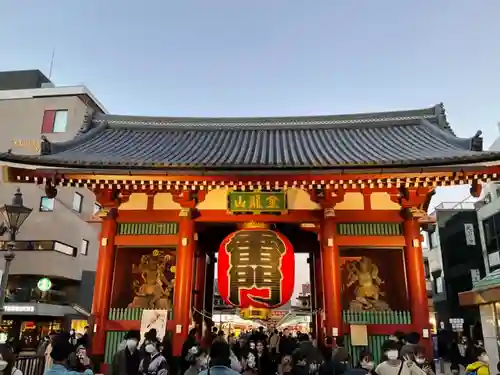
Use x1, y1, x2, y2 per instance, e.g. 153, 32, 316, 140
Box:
465, 347, 490, 375
44, 336, 93, 375
108, 330, 141, 375
343, 351, 376, 375
413, 347, 435, 375
0, 345, 22, 375
375, 341, 426, 375
139, 339, 168, 375
184, 346, 209, 375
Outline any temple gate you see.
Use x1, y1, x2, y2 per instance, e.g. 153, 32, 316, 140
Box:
0, 104, 497, 368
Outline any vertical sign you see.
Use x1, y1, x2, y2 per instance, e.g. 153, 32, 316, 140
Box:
464, 223, 476, 246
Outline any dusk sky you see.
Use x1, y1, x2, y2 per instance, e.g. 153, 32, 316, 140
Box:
2, 0, 500, 297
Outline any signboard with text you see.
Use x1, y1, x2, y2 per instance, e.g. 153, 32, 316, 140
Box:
227, 191, 287, 214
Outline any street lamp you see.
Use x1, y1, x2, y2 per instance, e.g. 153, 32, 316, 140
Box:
0, 188, 32, 324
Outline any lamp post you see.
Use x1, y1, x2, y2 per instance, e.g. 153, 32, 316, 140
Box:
0, 188, 32, 324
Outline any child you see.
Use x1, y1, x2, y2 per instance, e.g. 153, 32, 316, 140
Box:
465, 347, 490, 375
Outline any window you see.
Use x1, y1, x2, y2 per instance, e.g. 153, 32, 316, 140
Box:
93, 202, 102, 215
496, 188, 500, 198
483, 214, 500, 255
72, 193, 83, 213
41, 110, 68, 133
436, 276, 444, 294
80, 239, 89, 256
39, 197, 55, 212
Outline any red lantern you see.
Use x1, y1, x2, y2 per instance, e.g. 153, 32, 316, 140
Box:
217, 227, 294, 309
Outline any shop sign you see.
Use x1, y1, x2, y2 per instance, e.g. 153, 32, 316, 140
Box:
3, 305, 35, 313
217, 228, 295, 309
228, 191, 287, 214
37, 277, 52, 292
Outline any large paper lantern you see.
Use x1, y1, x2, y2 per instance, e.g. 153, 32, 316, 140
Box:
217, 223, 295, 309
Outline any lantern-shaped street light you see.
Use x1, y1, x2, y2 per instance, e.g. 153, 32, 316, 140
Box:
0, 188, 32, 324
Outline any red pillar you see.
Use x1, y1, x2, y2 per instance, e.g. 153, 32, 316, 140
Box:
194, 252, 207, 340
321, 210, 342, 337
172, 208, 196, 357
404, 216, 432, 357
314, 251, 324, 343
91, 208, 117, 356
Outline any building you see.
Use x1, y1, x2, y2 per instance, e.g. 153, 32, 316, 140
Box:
0, 70, 106, 345
0, 103, 498, 369
423, 202, 485, 335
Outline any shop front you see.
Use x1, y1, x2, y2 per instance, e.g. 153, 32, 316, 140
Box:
459, 269, 500, 374
1, 302, 87, 352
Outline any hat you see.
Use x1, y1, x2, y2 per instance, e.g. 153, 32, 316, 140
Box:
125, 330, 141, 341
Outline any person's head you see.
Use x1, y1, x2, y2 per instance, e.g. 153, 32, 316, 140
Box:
50, 335, 73, 364
336, 335, 345, 347
390, 331, 405, 343
186, 346, 208, 369
259, 327, 264, 332
84, 326, 89, 334
125, 330, 141, 352
359, 350, 374, 371
475, 346, 488, 363
145, 328, 157, 341
248, 340, 256, 350
189, 328, 197, 338
144, 339, 160, 355
69, 328, 75, 336
245, 352, 257, 370
283, 328, 289, 337
461, 336, 468, 344
238, 336, 246, 347
274, 329, 278, 334
210, 341, 232, 367
256, 341, 265, 353
292, 348, 307, 367
75, 345, 87, 358
382, 340, 400, 362
406, 332, 421, 345
414, 346, 427, 365
217, 330, 224, 337
212, 327, 218, 334
0, 344, 15, 375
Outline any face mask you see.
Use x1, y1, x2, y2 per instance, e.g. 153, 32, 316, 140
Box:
199, 357, 209, 369
480, 354, 489, 363
70, 330, 75, 335
416, 358, 425, 365
145, 344, 155, 354
126, 339, 138, 351
386, 350, 399, 360
362, 361, 375, 370
0, 360, 7, 371
249, 343, 255, 350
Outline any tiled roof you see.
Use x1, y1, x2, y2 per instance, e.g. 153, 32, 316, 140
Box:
473, 269, 500, 292
0, 103, 498, 171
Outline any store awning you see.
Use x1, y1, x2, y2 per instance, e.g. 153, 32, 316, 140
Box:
459, 269, 500, 306
3, 302, 86, 317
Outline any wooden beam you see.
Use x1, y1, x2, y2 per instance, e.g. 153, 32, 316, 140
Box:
336, 235, 406, 248
115, 235, 178, 247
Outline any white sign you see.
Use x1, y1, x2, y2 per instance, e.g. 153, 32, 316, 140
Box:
464, 223, 476, 246
140, 310, 169, 343
4, 305, 35, 313
470, 269, 481, 283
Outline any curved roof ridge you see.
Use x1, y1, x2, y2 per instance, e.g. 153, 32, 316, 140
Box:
91, 104, 440, 130
420, 119, 483, 151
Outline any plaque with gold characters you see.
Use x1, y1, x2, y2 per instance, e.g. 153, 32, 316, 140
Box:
228, 191, 287, 214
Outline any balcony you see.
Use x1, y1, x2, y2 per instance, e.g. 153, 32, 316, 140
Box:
0, 241, 82, 280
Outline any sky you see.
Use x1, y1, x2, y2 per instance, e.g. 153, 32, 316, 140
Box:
2, 0, 500, 299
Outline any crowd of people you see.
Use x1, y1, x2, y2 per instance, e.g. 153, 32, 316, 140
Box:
0, 326, 493, 375
105, 326, 493, 375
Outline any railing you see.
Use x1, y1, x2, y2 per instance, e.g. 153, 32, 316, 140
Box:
15, 356, 45, 375
342, 310, 411, 324
108, 308, 172, 320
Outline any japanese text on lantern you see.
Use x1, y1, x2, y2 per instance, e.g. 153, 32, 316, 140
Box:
217, 229, 295, 309
228, 191, 287, 213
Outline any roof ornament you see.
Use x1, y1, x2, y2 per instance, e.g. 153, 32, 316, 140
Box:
40, 135, 52, 155
470, 131, 483, 151
77, 109, 95, 135
435, 102, 453, 134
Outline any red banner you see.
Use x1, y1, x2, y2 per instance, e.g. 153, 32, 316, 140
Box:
217, 228, 294, 309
